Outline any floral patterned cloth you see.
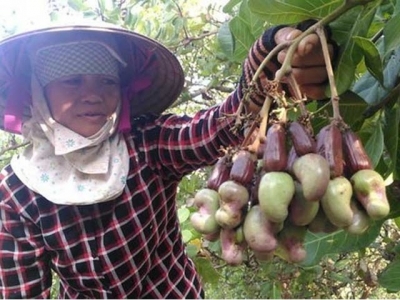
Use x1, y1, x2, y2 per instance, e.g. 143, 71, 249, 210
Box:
10, 75, 130, 205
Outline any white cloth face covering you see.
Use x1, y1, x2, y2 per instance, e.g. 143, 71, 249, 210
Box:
11, 74, 130, 205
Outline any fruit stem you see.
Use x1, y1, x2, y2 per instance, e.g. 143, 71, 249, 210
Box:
315, 26, 342, 121
251, 42, 291, 84
245, 94, 273, 153
276, 0, 375, 83
240, 0, 375, 148
259, 95, 273, 137
286, 73, 308, 117
240, 118, 260, 148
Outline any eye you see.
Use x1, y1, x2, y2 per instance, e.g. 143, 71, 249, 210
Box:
101, 77, 119, 86
62, 76, 82, 86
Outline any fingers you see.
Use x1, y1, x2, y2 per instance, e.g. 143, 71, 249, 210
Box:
274, 27, 303, 45
295, 66, 329, 100
273, 25, 333, 100
297, 84, 327, 100
275, 27, 335, 67
278, 42, 335, 67
276, 66, 329, 100
290, 66, 329, 85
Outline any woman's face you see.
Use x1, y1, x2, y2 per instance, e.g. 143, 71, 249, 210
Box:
44, 74, 121, 137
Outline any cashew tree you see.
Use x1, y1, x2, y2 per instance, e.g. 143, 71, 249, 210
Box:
1, 0, 400, 298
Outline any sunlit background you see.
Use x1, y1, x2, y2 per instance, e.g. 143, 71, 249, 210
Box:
0, 0, 50, 36
0, 0, 227, 38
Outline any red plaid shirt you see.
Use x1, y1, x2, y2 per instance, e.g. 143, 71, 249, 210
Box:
0, 27, 279, 298
0, 92, 243, 299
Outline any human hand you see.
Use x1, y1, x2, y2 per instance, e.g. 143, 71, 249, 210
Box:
274, 26, 336, 100
241, 21, 338, 113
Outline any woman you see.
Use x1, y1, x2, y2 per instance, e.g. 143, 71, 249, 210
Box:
0, 21, 334, 298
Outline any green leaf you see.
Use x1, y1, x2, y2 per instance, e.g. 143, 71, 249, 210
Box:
384, 13, 400, 57
239, 0, 265, 36
185, 244, 199, 258
337, 91, 369, 128
247, 0, 342, 24
124, 10, 139, 28
384, 104, 400, 179
328, 272, 352, 284
207, 239, 221, 253
354, 48, 400, 106
353, 36, 384, 85
192, 257, 221, 285
228, 0, 264, 62
67, 0, 89, 11
379, 260, 400, 291
223, 0, 242, 13
396, 136, 400, 180
178, 173, 204, 197
177, 206, 191, 223
218, 22, 235, 58
229, 16, 254, 62
302, 220, 383, 267
181, 229, 193, 243
311, 91, 368, 133
364, 121, 384, 168
270, 282, 282, 299
374, 155, 390, 180
330, 3, 378, 94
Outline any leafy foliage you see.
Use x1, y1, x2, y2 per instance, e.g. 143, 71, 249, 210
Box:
1, 0, 400, 298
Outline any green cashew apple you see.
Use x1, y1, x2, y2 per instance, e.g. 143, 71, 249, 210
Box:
292, 153, 330, 202
344, 200, 371, 235
321, 176, 354, 228
351, 169, 390, 220
307, 207, 338, 234
258, 172, 295, 223
289, 181, 320, 226
190, 188, 220, 234
215, 180, 249, 229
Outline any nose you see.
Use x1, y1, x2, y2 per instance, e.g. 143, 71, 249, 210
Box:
80, 77, 103, 103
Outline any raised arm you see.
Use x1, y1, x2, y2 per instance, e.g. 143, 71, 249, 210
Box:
133, 22, 335, 179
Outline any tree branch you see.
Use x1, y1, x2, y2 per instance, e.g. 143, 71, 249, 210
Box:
0, 141, 29, 157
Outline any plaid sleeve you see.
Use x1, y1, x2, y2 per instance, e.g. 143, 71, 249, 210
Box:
130, 26, 285, 179
239, 25, 286, 107
0, 198, 52, 298
131, 90, 242, 179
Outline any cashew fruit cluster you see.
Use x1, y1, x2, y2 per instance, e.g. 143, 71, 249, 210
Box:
189, 120, 390, 266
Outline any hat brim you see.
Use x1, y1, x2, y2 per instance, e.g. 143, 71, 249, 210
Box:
0, 24, 184, 133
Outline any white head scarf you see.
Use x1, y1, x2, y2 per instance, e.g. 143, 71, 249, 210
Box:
11, 41, 130, 205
